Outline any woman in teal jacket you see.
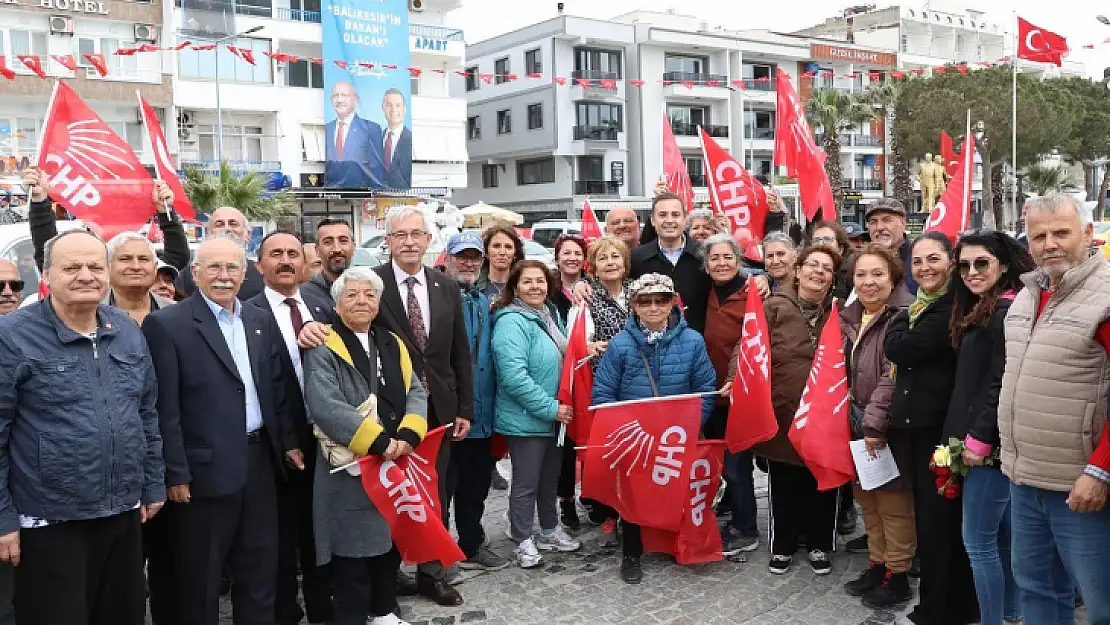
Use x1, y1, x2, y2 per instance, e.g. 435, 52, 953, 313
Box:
491, 260, 580, 569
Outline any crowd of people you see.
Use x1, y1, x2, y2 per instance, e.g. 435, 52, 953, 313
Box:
0, 165, 1106, 625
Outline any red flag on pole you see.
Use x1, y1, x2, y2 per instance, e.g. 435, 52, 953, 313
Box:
1017, 17, 1069, 66
557, 307, 594, 448
774, 68, 837, 221
940, 130, 960, 177
147, 217, 164, 242
787, 300, 853, 491
925, 112, 974, 242
700, 127, 770, 241
37, 81, 156, 240
83, 53, 108, 77
358, 426, 465, 567
138, 92, 196, 220
725, 289, 778, 453
662, 112, 695, 211
580, 199, 602, 243
581, 394, 703, 531
640, 441, 726, 564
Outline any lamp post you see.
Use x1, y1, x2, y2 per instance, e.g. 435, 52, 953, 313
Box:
211, 25, 263, 167
1097, 15, 1109, 25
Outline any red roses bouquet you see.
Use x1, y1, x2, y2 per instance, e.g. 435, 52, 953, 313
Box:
929, 437, 990, 499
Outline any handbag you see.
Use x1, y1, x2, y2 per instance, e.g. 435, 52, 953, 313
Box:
849, 400, 866, 440
314, 348, 383, 476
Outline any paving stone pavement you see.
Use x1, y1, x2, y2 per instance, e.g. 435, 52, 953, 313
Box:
201, 459, 1087, 625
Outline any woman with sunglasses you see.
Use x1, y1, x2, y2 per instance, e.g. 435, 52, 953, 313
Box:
944, 231, 1034, 625
885, 232, 978, 625
753, 245, 842, 577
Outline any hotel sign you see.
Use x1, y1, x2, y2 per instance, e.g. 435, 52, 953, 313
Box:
0, 0, 109, 15
810, 43, 897, 67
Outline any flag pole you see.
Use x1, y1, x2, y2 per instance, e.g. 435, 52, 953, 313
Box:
1011, 11, 1018, 226
963, 108, 973, 233
137, 89, 175, 220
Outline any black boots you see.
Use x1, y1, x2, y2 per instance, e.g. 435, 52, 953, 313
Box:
862, 571, 912, 609
620, 556, 642, 584
844, 562, 886, 597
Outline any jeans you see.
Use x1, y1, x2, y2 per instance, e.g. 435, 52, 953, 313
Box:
723, 450, 758, 537
446, 437, 496, 558
1010, 482, 1110, 625
962, 467, 1022, 625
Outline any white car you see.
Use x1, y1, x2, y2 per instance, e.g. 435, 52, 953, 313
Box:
0, 220, 86, 304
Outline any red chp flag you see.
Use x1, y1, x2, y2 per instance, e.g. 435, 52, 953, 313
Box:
774, 68, 836, 221
557, 307, 594, 449
700, 128, 770, 242
940, 130, 960, 178
359, 426, 465, 567
925, 113, 974, 242
641, 441, 726, 564
662, 112, 695, 210
787, 300, 853, 491
138, 92, 196, 220
1017, 17, 1069, 66
582, 395, 702, 531
725, 289, 778, 453
38, 81, 156, 239
580, 199, 602, 243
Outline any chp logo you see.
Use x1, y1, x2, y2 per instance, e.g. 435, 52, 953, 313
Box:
43, 118, 139, 210
378, 449, 438, 523
736, 310, 770, 393
602, 420, 689, 486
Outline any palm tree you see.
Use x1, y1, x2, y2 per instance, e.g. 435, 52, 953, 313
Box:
182, 161, 298, 222
863, 80, 912, 205
1023, 163, 1078, 196
804, 88, 879, 208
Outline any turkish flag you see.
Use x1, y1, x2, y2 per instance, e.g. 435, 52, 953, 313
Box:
558, 307, 594, 450
640, 441, 726, 564
700, 127, 770, 242
662, 112, 695, 210
228, 46, 256, 65
359, 426, 465, 567
82, 53, 108, 77
940, 130, 960, 177
51, 55, 78, 72
774, 68, 836, 221
1017, 17, 1069, 66
17, 55, 46, 79
38, 81, 156, 240
787, 300, 853, 491
0, 56, 15, 80
580, 199, 602, 243
925, 115, 974, 241
725, 289, 778, 453
147, 218, 164, 243
138, 92, 196, 221
582, 395, 702, 531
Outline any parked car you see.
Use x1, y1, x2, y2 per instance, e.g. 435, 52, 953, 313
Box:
352, 247, 383, 267
0, 220, 86, 303
530, 220, 582, 249
523, 239, 555, 269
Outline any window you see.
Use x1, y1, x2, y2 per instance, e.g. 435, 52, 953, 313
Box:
667, 105, 707, 135
286, 58, 324, 88
524, 48, 541, 75
576, 156, 603, 180
481, 164, 498, 188
179, 37, 272, 84
410, 74, 420, 96
107, 122, 144, 153
816, 67, 834, 89
235, 0, 271, 17
517, 158, 555, 185
467, 115, 480, 140
464, 65, 479, 92
494, 57, 509, 84
684, 156, 704, 186
664, 54, 708, 75
573, 48, 621, 78
744, 110, 775, 139
741, 63, 773, 80
197, 124, 266, 162
496, 109, 511, 135
575, 103, 622, 130
9, 29, 47, 57
15, 117, 38, 153
527, 103, 542, 130
301, 125, 325, 161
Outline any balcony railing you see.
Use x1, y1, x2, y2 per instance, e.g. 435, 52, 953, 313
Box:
573, 125, 620, 141
275, 7, 321, 22
574, 180, 621, 196
688, 173, 707, 187
181, 159, 283, 173
669, 122, 729, 138
409, 23, 465, 41
740, 79, 775, 91
749, 127, 774, 140
844, 179, 883, 191
662, 71, 729, 85
268, 8, 465, 41
852, 135, 883, 147
571, 69, 620, 80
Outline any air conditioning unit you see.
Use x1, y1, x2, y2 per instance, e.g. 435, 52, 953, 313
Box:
49, 15, 75, 36
408, 0, 424, 12
134, 24, 158, 43
178, 126, 198, 143
177, 110, 193, 126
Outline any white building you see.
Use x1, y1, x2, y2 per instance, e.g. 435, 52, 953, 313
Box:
169, 0, 468, 241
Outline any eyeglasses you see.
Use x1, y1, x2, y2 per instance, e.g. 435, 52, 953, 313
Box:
200, 262, 242, 275
803, 259, 836, 274
811, 236, 837, 246
636, 294, 674, 307
389, 230, 428, 242
0, 279, 24, 292
957, 258, 995, 276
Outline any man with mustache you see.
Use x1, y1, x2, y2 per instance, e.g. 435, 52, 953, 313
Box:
176, 206, 266, 301
301, 218, 355, 307
864, 198, 917, 293
248, 230, 334, 625
0, 261, 20, 316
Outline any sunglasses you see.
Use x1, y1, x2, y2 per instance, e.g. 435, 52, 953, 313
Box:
957, 258, 994, 276
636, 294, 674, 307
0, 279, 24, 292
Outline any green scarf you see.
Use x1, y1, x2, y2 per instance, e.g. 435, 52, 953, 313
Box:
908, 279, 949, 328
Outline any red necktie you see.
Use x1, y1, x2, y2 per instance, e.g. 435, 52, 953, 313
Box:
336, 121, 346, 159
285, 298, 304, 335
384, 131, 393, 171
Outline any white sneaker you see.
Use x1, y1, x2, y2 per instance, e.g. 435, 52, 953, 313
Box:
535, 526, 581, 552
515, 537, 543, 568
369, 614, 410, 625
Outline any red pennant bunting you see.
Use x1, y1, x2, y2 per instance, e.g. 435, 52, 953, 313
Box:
631, 79, 646, 88
191, 44, 216, 51
527, 72, 541, 79
454, 70, 468, 78
358, 62, 374, 69
137, 44, 161, 53
680, 80, 695, 89
51, 54, 78, 72
730, 79, 745, 90
575, 78, 589, 88
0, 56, 14, 80
382, 63, 397, 69
408, 67, 422, 77
432, 68, 445, 74
170, 41, 192, 51
867, 71, 881, 79
228, 46, 256, 65
821, 71, 835, 78
980, 61, 992, 67
82, 53, 108, 77
479, 73, 493, 84
706, 79, 719, 87
912, 68, 926, 75
115, 47, 138, 56
890, 70, 904, 80
310, 57, 323, 65
934, 66, 946, 74
505, 73, 517, 81
599, 78, 616, 90
17, 55, 46, 79
955, 64, 969, 75
334, 60, 348, 70
553, 76, 566, 86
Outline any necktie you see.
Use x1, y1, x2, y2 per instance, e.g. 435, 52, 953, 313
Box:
384, 131, 393, 171
336, 121, 346, 159
284, 298, 304, 336
404, 276, 428, 351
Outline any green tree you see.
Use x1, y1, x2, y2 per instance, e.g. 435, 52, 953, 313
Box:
1024, 163, 1078, 195
1052, 76, 1110, 217
183, 161, 298, 222
804, 88, 879, 207
863, 80, 911, 204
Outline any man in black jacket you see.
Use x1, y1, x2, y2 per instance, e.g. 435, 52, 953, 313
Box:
299, 218, 355, 306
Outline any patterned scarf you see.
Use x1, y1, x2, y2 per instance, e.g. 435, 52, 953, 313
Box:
908, 278, 949, 328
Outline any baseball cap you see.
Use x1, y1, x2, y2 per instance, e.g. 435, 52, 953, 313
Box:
843, 222, 866, 238
864, 198, 906, 220
628, 273, 676, 300
446, 231, 484, 256
156, 261, 179, 279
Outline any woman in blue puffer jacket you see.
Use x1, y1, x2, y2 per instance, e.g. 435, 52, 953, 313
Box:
592, 273, 717, 585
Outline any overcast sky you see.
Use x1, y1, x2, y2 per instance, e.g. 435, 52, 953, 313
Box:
445, 0, 1110, 79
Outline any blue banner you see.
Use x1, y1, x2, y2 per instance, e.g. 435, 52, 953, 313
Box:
322, 0, 412, 190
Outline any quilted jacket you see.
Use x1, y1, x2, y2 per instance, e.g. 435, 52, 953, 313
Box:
491, 303, 565, 437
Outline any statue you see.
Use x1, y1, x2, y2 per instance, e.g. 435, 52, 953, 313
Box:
932, 154, 949, 197
918, 153, 941, 213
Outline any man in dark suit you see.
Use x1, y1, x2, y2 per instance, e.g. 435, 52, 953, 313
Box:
324, 80, 385, 189
176, 206, 265, 300
381, 88, 412, 190
143, 236, 302, 625
373, 207, 473, 606
247, 230, 333, 625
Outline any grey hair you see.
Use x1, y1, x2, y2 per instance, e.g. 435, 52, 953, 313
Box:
106, 231, 157, 265
43, 230, 104, 272
1025, 194, 1090, 227
193, 232, 247, 267
762, 231, 796, 250
385, 206, 433, 234
687, 208, 715, 228
698, 233, 744, 272
331, 266, 384, 302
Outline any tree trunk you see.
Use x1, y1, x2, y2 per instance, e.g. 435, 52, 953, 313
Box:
991, 165, 1005, 228
825, 134, 844, 210
1099, 165, 1110, 222
1084, 164, 1094, 202
890, 135, 912, 205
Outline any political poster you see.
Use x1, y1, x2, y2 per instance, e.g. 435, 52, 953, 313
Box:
322, 0, 412, 190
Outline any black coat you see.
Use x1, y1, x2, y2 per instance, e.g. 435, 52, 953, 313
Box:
884, 290, 958, 431
630, 237, 712, 334
942, 298, 1012, 448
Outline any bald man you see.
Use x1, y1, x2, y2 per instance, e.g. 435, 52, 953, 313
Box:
176, 206, 266, 300
604, 206, 641, 251
0, 260, 20, 316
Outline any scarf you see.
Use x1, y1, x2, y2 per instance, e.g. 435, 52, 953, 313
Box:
512, 297, 567, 355
908, 279, 949, 328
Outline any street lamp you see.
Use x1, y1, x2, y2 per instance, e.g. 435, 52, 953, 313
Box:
210, 25, 264, 166
1097, 15, 1110, 25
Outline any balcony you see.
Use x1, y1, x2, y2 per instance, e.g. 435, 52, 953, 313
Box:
843, 179, 883, 191
748, 127, 774, 140
663, 71, 728, 85
740, 79, 775, 91
274, 7, 320, 22
573, 125, 620, 141
572, 69, 621, 80
268, 8, 465, 42
181, 159, 283, 174
410, 23, 465, 41
851, 134, 883, 147
574, 180, 621, 196
670, 122, 728, 138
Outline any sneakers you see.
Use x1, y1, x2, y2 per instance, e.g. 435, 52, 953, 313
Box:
369, 614, 410, 625
862, 571, 912, 609
598, 519, 620, 549
514, 538, 543, 569
458, 547, 509, 571
720, 527, 759, 555
845, 534, 869, 554
490, 465, 509, 491
768, 555, 792, 575
559, 498, 580, 532
844, 562, 887, 597
620, 556, 642, 584
808, 549, 832, 575
535, 526, 581, 552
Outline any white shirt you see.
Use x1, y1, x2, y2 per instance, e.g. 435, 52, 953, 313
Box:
393, 261, 431, 337
335, 113, 355, 148
383, 126, 402, 163
264, 286, 312, 390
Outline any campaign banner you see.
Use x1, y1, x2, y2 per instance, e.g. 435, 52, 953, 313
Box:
322, 0, 412, 190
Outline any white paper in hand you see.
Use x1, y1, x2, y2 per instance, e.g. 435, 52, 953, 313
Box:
850, 439, 900, 491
